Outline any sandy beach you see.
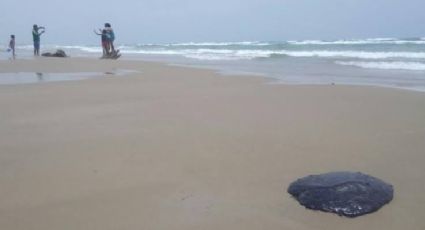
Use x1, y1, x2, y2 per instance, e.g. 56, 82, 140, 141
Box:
0, 57, 425, 230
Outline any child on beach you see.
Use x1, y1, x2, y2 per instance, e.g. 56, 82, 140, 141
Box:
94, 29, 110, 57
8, 35, 15, 59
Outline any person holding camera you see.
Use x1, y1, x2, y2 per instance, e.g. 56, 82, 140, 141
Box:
32, 24, 45, 56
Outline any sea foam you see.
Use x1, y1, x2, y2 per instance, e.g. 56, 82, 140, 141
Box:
279, 50, 425, 59
113, 48, 425, 61
287, 38, 425, 45
335, 61, 425, 71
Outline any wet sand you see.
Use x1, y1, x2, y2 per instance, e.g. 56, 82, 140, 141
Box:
1, 58, 425, 230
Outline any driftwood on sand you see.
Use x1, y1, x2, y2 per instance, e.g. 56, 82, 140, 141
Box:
101, 50, 121, 60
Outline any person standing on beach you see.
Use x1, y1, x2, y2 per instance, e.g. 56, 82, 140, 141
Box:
8, 35, 15, 59
104, 23, 116, 53
32, 24, 45, 56
94, 29, 110, 57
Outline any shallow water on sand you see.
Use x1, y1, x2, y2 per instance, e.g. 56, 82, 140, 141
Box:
0, 70, 138, 85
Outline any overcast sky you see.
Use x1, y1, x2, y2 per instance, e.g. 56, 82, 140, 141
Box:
1, 0, 424, 44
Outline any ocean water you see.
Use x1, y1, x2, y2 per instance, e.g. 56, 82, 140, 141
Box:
2, 38, 425, 91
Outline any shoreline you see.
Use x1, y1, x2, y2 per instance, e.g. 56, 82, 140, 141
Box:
1, 57, 425, 94
4, 38, 425, 92
1, 57, 425, 230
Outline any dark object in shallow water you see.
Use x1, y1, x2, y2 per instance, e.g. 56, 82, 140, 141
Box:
288, 171, 393, 217
42, 49, 67, 58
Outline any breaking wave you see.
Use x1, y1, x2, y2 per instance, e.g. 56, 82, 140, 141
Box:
335, 61, 425, 71
118, 49, 425, 60
11, 38, 425, 72
287, 38, 425, 45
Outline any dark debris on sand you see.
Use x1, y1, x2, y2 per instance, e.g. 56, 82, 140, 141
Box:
42, 49, 68, 58
288, 171, 394, 218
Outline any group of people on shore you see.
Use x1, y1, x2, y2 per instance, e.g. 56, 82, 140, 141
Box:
7, 24, 48, 59
5, 23, 117, 59
94, 23, 119, 58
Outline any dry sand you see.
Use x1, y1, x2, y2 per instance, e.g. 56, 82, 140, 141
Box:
1, 58, 425, 230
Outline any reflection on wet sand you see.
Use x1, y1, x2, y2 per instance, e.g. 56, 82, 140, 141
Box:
36, 72, 44, 82
0, 69, 139, 85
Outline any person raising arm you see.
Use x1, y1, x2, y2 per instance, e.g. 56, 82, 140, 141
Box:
32, 24, 45, 56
